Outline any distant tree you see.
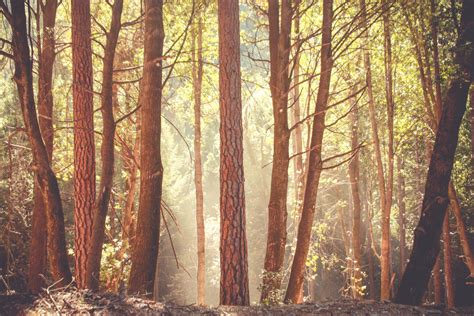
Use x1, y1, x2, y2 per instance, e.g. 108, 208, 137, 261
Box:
128, 0, 165, 296
218, 0, 250, 306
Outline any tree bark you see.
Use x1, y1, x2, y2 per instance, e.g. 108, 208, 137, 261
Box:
261, 0, 292, 304
284, 0, 333, 303
433, 256, 443, 304
86, 0, 123, 291
218, 0, 249, 306
72, 0, 96, 289
128, 0, 165, 296
28, 0, 58, 294
442, 211, 454, 308
10, 0, 72, 287
192, 15, 206, 306
394, 1, 474, 305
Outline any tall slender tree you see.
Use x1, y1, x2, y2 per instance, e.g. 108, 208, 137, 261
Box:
28, 0, 58, 293
192, 14, 206, 305
128, 0, 165, 296
218, 0, 250, 306
8, 0, 72, 287
261, 0, 292, 303
285, 0, 334, 303
72, 0, 96, 289
87, 0, 123, 290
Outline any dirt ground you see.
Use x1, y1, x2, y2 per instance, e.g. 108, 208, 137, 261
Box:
1, 290, 474, 315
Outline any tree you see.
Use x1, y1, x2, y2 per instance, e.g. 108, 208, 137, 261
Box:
218, 0, 250, 306
7, 0, 72, 287
394, 0, 474, 305
87, 0, 123, 290
128, 0, 165, 296
285, 0, 334, 303
192, 14, 206, 305
28, 0, 58, 293
261, 0, 292, 304
72, 0, 96, 289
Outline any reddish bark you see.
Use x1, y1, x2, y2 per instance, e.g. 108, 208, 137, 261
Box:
261, 0, 292, 303
442, 212, 454, 308
218, 0, 249, 306
284, 0, 333, 303
397, 157, 406, 278
10, 0, 72, 287
86, 0, 123, 290
28, 0, 58, 294
128, 0, 165, 296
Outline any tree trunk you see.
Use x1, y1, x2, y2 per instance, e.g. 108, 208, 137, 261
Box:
72, 0, 96, 289
218, 0, 249, 306
10, 0, 72, 287
448, 183, 474, 277
381, 0, 394, 300
86, 0, 123, 291
394, 1, 474, 305
348, 84, 362, 299
28, 0, 58, 294
261, 0, 292, 303
284, 0, 333, 303
128, 0, 165, 296
433, 256, 443, 304
192, 15, 206, 306
397, 157, 406, 277
442, 211, 454, 308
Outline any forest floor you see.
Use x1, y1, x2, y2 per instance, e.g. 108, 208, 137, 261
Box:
1, 289, 474, 315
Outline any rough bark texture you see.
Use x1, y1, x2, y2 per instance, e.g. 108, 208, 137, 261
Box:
86, 0, 123, 291
72, 0, 96, 289
284, 0, 333, 303
218, 0, 250, 306
261, 0, 292, 304
394, 0, 474, 305
10, 0, 72, 287
348, 85, 362, 299
192, 16, 206, 306
128, 0, 165, 296
28, 0, 58, 294
442, 212, 454, 308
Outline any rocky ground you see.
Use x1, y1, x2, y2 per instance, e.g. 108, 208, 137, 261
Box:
1, 289, 474, 315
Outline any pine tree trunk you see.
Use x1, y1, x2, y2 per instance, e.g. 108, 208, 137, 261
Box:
261, 0, 292, 303
284, 0, 333, 303
72, 0, 96, 289
192, 16, 206, 306
10, 0, 72, 287
86, 0, 123, 290
128, 0, 165, 296
28, 0, 58, 294
218, 0, 249, 306
394, 1, 474, 305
